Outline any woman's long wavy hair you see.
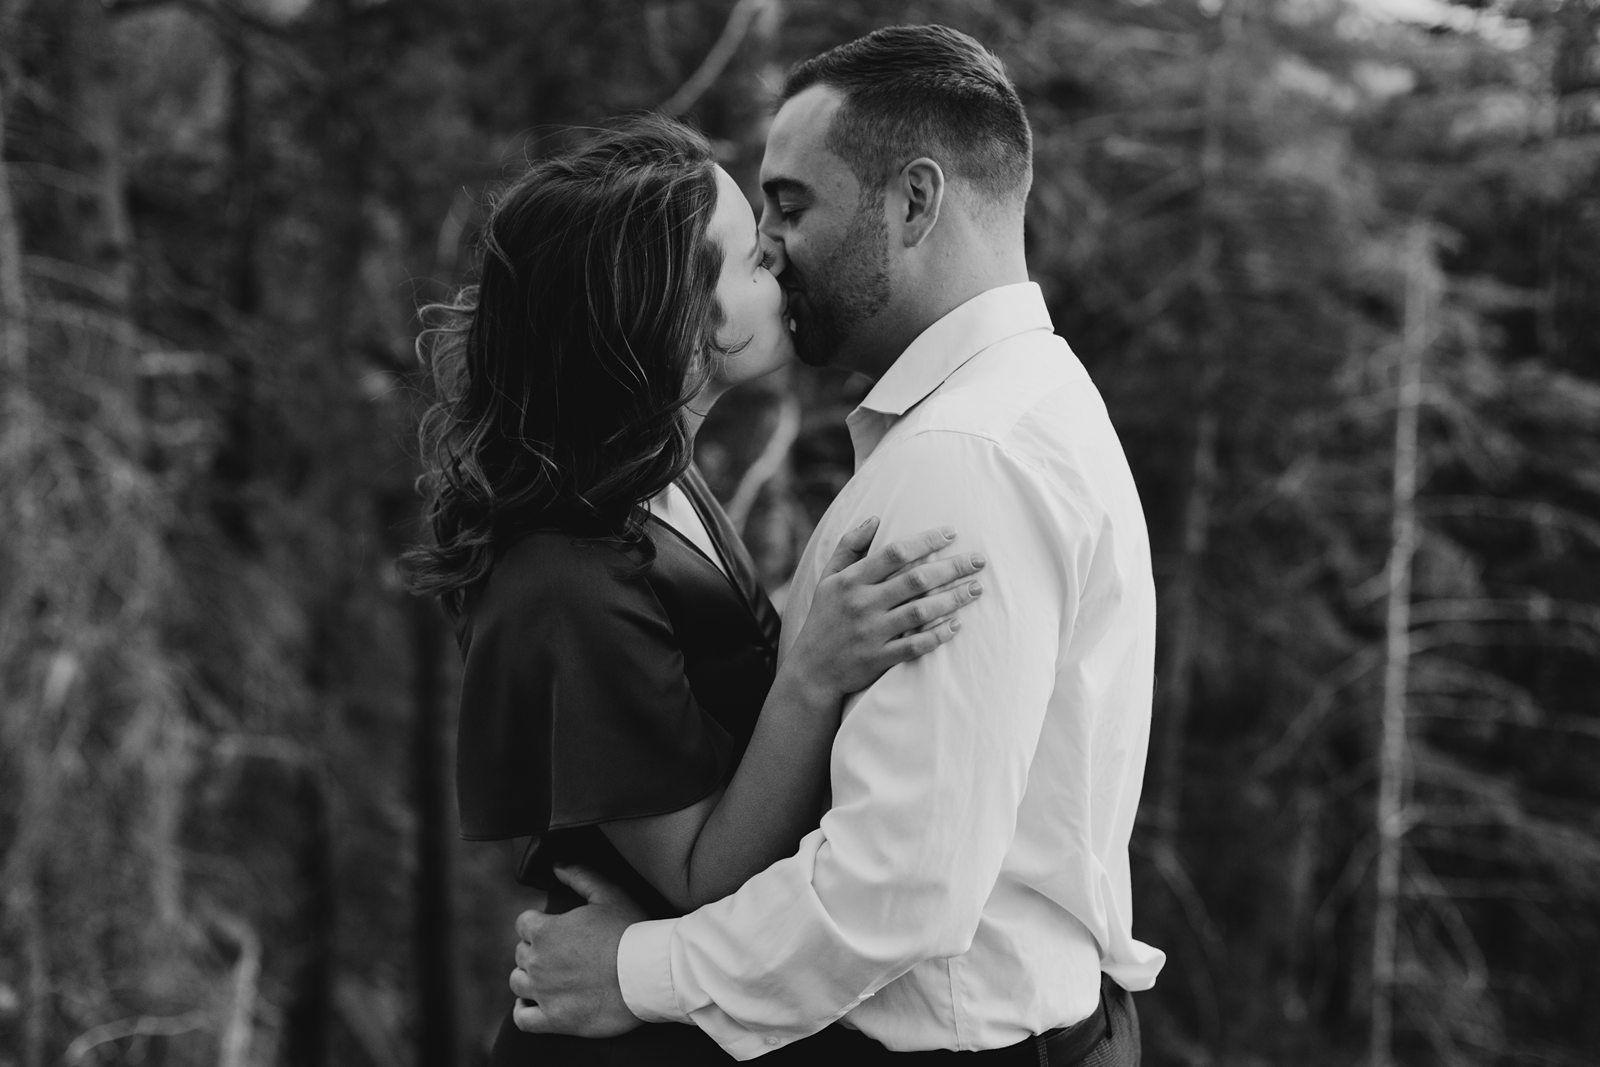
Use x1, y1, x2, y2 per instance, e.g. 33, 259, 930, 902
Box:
402, 115, 729, 615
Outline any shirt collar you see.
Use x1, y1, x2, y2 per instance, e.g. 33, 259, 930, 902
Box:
857, 282, 1054, 420
845, 283, 1053, 468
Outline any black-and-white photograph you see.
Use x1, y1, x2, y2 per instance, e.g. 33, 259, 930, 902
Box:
1, 1, 1595, 1065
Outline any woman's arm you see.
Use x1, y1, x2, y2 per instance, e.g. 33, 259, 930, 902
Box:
600, 519, 985, 910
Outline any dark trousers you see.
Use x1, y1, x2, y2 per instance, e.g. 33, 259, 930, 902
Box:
488, 976, 1139, 1066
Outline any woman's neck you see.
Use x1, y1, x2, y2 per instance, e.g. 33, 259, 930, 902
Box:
683, 382, 727, 443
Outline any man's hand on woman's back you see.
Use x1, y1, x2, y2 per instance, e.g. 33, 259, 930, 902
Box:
511, 865, 645, 1038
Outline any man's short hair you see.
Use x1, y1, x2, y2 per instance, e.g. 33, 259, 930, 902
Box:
780, 24, 1033, 205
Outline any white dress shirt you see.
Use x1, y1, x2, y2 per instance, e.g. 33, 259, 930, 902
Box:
617, 282, 1165, 1058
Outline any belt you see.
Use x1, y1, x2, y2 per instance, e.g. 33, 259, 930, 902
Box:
878, 983, 1112, 1064
1035, 996, 1110, 1065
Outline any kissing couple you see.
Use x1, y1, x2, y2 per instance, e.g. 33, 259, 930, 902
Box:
407, 22, 1166, 1066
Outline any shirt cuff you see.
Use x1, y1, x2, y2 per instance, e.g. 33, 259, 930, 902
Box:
617, 917, 686, 1025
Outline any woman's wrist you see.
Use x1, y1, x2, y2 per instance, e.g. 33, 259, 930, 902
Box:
771, 657, 844, 722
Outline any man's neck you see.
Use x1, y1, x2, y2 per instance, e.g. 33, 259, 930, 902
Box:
845, 257, 1031, 382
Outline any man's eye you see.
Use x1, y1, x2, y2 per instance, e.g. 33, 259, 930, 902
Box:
778, 204, 802, 221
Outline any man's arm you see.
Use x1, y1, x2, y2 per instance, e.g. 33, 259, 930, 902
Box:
598, 523, 983, 912
513, 430, 1088, 1057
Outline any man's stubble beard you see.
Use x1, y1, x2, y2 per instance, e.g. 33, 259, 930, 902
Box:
790, 190, 892, 369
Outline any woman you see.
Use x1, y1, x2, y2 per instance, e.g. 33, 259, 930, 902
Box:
404, 116, 985, 1063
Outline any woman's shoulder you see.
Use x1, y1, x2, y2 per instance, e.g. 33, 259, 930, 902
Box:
465, 531, 654, 631
494, 530, 636, 583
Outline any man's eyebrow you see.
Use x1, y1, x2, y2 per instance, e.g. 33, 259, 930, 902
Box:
760, 176, 811, 200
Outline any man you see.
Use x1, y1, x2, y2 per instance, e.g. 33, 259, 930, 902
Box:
508, 25, 1165, 1063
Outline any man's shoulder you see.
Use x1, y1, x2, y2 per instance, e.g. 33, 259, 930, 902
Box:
874, 331, 1142, 526
909, 331, 1100, 448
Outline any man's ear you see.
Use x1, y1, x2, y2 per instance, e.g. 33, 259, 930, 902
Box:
896, 157, 944, 248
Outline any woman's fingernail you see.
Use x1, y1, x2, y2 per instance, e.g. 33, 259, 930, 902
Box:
858, 516, 877, 529
971, 554, 987, 569
949, 619, 962, 632
941, 526, 957, 541
969, 581, 983, 596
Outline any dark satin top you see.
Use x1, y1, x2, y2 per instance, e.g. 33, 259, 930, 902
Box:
453, 466, 782, 918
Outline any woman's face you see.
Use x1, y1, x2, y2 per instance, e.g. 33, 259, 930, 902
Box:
706, 166, 794, 389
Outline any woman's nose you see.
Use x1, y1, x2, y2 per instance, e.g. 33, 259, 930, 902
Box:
759, 233, 788, 276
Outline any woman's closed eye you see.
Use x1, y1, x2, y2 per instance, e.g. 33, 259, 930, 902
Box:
759, 248, 778, 272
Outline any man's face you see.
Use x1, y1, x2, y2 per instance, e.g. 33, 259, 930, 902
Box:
759, 86, 892, 371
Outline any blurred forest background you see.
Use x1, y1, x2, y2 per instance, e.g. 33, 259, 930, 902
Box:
1, 0, 1597, 1064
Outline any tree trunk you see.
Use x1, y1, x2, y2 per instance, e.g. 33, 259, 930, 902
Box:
225, 33, 261, 315
412, 597, 458, 1067
60, 0, 135, 322
1151, 409, 1217, 841
1368, 221, 1431, 1067
1544, 0, 1600, 371
209, 23, 263, 546
1281, 783, 1320, 1028
59, 0, 199, 959
1150, 0, 1239, 848
1, 6, 47, 1066
281, 767, 336, 1067
0, 16, 25, 386
275, 3, 373, 1060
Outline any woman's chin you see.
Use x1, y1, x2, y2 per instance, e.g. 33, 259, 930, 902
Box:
715, 342, 795, 391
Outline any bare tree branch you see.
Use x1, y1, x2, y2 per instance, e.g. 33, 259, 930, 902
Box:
1369, 220, 1434, 1067
211, 909, 261, 1067
64, 1012, 210, 1065
660, 0, 770, 118
103, 0, 284, 36
727, 390, 800, 533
